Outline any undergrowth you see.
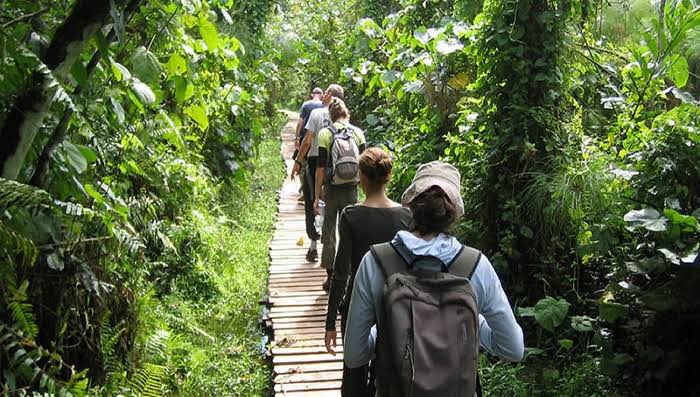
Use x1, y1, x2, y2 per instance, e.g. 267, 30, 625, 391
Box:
92, 119, 285, 396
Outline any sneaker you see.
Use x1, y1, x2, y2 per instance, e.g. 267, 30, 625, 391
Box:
322, 277, 330, 291
305, 248, 318, 262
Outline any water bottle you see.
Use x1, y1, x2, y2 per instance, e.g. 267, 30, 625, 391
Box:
314, 200, 325, 234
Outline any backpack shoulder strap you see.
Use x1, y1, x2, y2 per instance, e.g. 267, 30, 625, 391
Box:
447, 245, 481, 279
370, 242, 408, 279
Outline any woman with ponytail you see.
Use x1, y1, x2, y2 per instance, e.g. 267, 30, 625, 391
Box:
324, 147, 411, 396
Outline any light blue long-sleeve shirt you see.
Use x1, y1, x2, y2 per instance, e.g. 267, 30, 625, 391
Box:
343, 230, 525, 369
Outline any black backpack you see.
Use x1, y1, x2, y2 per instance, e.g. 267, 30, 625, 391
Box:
370, 241, 482, 397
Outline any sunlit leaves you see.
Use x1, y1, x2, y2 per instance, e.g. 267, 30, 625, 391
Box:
185, 105, 209, 131
166, 54, 187, 76
111, 61, 131, 82
667, 54, 689, 88
198, 15, 220, 52
435, 38, 464, 55
173, 76, 195, 104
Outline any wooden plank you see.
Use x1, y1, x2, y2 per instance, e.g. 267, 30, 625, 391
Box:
273, 321, 338, 330
274, 380, 342, 392
272, 345, 343, 355
270, 299, 328, 307
268, 279, 325, 285
274, 370, 343, 384
269, 290, 327, 298
274, 390, 341, 397
274, 361, 344, 375
272, 315, 326, 324
269, 117, 342, 396
273, 353, 342, 364
268, 309, 328, 318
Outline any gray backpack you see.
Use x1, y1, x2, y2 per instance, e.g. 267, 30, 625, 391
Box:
327, 123, 360, 185
370, 241, 481, 397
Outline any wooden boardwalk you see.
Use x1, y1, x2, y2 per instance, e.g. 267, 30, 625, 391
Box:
262, 113, 342, 397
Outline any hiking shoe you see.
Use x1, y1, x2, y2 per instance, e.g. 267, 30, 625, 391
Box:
305, 248, 318, 262
322, 277, 330, 291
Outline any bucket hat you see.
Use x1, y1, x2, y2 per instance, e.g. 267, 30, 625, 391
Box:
401, 161, 464, 218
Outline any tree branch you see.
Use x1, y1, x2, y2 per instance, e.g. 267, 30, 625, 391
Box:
1, 6, 49, 28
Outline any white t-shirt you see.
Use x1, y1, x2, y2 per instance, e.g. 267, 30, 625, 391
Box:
304, 107, 330, 158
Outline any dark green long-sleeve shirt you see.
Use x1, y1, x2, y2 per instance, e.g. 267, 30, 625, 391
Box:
325, 205, 411, 330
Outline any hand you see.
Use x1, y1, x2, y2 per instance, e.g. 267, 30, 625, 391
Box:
294, 137, 300, 149
290, 162, 300, 180
313, 198, 320, 215
325, 330, 337, 355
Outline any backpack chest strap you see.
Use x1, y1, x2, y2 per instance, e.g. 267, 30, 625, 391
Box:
370, 241, 481, 279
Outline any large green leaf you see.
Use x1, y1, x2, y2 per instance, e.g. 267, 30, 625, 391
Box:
199, 16, 220, 52
599, 301, 628, 322
111, 61, 131, 82
668, 54, 689, 88
110, 97, 125, 124
62, 142, 88, 174
185, 105, 209, 131
174, 76, 194, 104
534, 297, 570, 332
166, 54, 187, 76
435, 38, 464, 55
623, 208, 668, 232
131, 79, 156, 106
130, 46, 163, 83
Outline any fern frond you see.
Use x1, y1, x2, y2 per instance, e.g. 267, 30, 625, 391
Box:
0, 221, 37, 270
129, 363, 165, 397
0, 178, 52, 211
144, 329, 170, 362
112, 226, 146, 254
99, 312, 125, 374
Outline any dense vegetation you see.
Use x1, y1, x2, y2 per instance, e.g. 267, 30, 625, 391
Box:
2, 0, 699, 396
274, 0, 700, 394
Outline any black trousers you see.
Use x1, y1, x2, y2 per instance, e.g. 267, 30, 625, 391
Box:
340, 303, 374, 397
303, 157, 320, 241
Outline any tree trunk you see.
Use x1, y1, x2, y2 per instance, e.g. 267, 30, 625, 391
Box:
28, 0, 143, 188
0, 0, 112, 180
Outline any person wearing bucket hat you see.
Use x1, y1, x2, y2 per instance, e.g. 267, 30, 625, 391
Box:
400, 161, 465, 218
343, 160, 524, 396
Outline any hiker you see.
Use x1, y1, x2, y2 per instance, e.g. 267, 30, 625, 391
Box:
292, 87, 324, 201
324, 147, 411, 396
291, 84, 345, 262
343, 161, 524, 397
294, 87, 324, 151
313, 97, 366, 291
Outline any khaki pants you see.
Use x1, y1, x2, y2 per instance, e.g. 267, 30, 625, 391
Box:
320, 184, 357, 270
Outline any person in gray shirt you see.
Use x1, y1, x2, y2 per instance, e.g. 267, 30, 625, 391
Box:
291, 84, 344, 262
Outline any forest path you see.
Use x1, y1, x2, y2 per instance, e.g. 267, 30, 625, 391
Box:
263, 112, 342, 396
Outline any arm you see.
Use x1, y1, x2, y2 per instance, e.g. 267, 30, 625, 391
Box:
471, 256, 525, 362
326, 211, 353, 330
290, 126, 313, 180
314, 165, 326, 214
313, 133, 329, 213
294, 116, 305, 149
343, 255, 378, 368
